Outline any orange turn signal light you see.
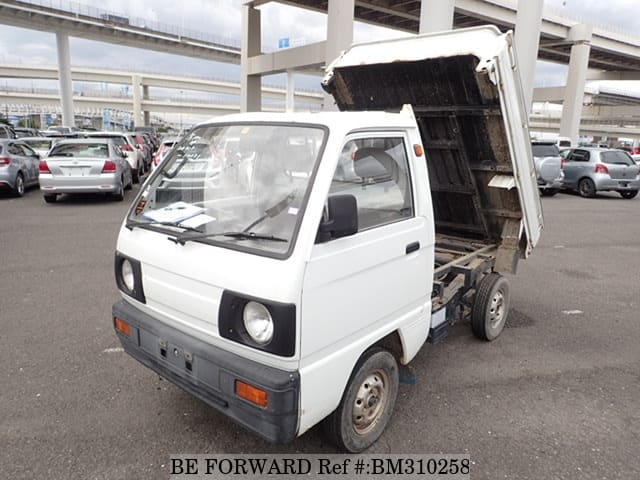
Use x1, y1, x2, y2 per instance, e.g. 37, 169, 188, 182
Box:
114, 317, 132, 337
414, 144, 424, 157
235, 380, 268, 408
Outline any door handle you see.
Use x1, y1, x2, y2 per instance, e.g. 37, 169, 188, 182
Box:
405, 241, 420, 255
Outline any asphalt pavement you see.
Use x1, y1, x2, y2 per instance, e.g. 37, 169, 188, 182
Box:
1, 185, 639, 479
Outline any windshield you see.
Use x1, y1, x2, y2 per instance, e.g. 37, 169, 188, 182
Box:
49, 143, 110, 158
600, 150, 635, 166
90, 135, 126, 147
23, 139, 52, 150
128, 123, 326, 257
531, 144, 560, 157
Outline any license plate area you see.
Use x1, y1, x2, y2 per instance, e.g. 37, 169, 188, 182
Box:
138, 327, 221, 390
160, 340, 193, 372
60, 167, 90, 176
619, 182, 629, 188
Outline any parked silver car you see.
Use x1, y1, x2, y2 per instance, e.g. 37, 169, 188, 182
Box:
85, 132, 144, 183
39, 139, 133, 203
560, 147, 640, 198
531, 141, 564, 196
0, 139, 41, 196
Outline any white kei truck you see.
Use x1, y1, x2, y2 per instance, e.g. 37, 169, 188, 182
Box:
112, 26, 543, 452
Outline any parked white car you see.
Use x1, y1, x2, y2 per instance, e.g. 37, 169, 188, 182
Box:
85, 132, 144, 183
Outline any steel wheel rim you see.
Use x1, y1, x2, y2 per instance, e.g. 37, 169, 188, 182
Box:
352, 368, 389, 436
489, 290, 505, 329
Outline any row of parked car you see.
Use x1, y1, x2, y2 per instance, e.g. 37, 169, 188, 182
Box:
2, 125, 639, 202
0, 126, 179, 201
532, 141, 640, 199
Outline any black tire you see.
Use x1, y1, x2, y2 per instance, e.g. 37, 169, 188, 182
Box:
471, 273, 510, 341
111, 181, 124, 201
578, 178, 596, 198
541, 188, 559, 197
620, 190, 638, 199
13, 172, 25, 197
125, 174, 133, 190
323, 348, 399, 453
43, 194, 57, 204
132, 168, 140, 184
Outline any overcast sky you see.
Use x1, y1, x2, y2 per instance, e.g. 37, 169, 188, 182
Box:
1, 0, 639, 100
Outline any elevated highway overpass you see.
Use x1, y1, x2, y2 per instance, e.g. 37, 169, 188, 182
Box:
4, 0, 640, 141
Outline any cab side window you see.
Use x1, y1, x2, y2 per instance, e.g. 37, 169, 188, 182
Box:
329, 137, 413, 231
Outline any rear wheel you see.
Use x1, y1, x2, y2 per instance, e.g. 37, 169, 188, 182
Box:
323, 348, 399, 453
111, 181, 124, 201
578, 178, 596, 198
472, 273, 510, 341
43, 194, 57, 203
13, 173, 25, 197
132, 166, 140, 184
620, 190, 638, 199
541, 188, 559, 197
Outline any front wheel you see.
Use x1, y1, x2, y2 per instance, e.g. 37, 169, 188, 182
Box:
43, 194, 57, 203
471, 273, 510, 341
578, 178, 596, 198
620, 190, 638, 199
323, 348, 399, 453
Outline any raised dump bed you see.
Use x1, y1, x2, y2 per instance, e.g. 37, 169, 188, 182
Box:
323, 26, 542, 276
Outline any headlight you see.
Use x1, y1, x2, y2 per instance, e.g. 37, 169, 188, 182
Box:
121, 259, 135, 292
243, 301, 274, 345
115, 253, 145, 303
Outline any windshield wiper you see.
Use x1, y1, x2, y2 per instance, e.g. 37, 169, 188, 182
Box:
242, 190, 297, 232
127, 220, 203, 233
170, 231, 288, 246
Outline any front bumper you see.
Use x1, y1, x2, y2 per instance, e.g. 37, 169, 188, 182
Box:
39, 173, 120, 194
112, 300, 300, 443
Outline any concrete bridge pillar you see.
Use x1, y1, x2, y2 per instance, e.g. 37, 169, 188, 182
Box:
419, 0, 455, 34
560, 24, 592, 145
324, 0, 354, 111
132, 75, 142, 127
55, 32, 75, 127
515, 0, 544, 115
286, 70, 295, 112
241, 4, 262, 112
143, 84, 150, 126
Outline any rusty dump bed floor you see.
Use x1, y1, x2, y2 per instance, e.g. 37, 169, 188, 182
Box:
326, 54, 523, 246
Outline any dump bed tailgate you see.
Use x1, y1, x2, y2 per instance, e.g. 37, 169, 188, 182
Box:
323, 26, 543, 261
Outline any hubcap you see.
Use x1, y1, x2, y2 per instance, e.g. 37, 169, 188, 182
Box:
352, 369, 389, 435
489, 290, 505, 329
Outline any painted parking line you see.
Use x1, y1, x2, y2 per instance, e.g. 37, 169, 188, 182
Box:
102, 347, 124, 353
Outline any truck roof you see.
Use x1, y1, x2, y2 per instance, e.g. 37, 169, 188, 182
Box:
198, 110, 417, 132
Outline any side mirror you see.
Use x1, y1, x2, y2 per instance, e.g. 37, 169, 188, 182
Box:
316, 194, 358, 243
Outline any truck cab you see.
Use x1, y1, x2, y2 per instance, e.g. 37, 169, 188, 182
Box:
113, 26, 542, 452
